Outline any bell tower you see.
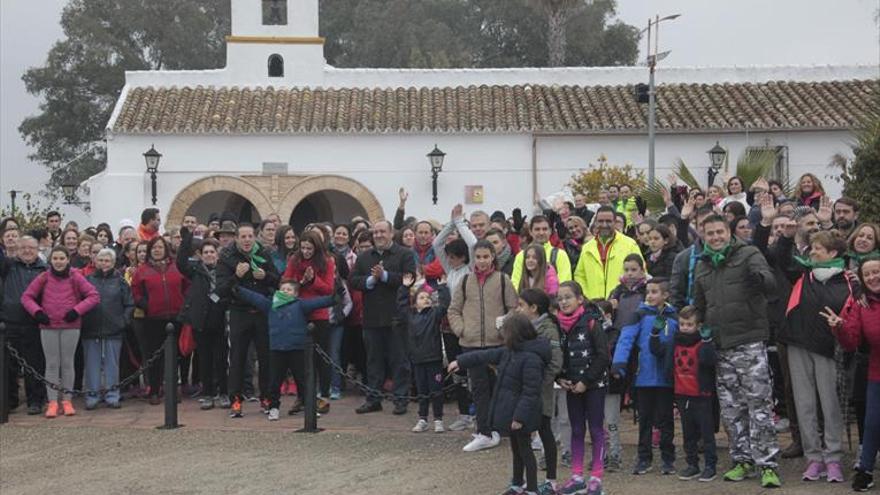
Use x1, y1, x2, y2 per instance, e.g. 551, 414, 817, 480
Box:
226, 0, 325, 86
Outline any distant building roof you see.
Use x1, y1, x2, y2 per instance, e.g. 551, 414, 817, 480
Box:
111, 79, 876, 135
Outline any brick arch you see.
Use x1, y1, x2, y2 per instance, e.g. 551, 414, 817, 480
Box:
277, 175, 384, 223
166, 175, 274, 226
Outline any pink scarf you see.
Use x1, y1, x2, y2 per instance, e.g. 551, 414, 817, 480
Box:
557, 305, 585, 333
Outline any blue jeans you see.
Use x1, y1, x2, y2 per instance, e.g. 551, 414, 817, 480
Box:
860, 380, 880, 472
328, 324, 345, 391
82, 338, 122, 406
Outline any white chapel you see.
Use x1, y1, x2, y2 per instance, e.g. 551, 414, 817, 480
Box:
87, 0, 876, 229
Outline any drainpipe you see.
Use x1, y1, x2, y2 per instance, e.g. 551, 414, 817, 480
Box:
531, 135, 538, 205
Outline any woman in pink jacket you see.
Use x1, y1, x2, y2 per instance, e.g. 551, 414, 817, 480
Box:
517, 243, 559, 296
21, 246, 100, 418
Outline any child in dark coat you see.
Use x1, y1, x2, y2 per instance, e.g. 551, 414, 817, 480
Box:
398, 273, 450, 433
651, 305, 717, 482
237, 280, 335, 420
556, 281, 610, 495
605, 253, 647, 470
449, 313, 550, 495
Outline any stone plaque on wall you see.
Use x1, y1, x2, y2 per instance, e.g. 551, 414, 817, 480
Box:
465, 185, 484, 204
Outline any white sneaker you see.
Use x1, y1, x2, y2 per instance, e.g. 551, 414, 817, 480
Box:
491, 431, 501, 445
448, 414, 475, 431
463, 433, 500, 452
267, 408, 280, 421
531, 432, 543, 451
433, 420, 445, 433
412, 419, 429, 432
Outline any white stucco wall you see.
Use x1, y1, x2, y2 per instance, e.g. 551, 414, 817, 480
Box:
89, 128, 853, 227
534, 129, 853, 200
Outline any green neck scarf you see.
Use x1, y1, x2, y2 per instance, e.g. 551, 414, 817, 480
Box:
848, 250, 880, 265
702, 242, 732, 267
272, 290, 297, 310
246, 242, 266, 271
795, 255, 846, 270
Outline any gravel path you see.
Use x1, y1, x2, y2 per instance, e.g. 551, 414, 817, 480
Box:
0, 425, 855, 495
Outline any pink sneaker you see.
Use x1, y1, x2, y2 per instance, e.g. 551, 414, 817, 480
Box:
825, 461, 844, 483
802, 460, 826, 481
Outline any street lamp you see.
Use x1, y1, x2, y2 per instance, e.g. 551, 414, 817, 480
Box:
707, 141, 727, 187
61, 183, 90, 212
427, 144, 445, 205
644, 13, 681, 187
143, 144, 162, 206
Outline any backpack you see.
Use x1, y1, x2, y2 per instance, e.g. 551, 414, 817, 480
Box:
461, 272, 510, 313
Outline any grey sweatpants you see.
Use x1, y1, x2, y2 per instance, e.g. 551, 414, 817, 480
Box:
41, 329, 80, 401
604, 393, 622, 461
788, 345, 844, 463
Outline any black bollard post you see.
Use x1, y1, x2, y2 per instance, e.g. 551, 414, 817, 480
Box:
0, 322, 8, 425
157, 322, 182, 429
296, 323, 322, 433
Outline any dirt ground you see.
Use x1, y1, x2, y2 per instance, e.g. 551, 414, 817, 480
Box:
0, 421, 857, 495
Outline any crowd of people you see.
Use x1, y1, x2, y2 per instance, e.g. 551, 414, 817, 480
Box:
1, 171, 878, 494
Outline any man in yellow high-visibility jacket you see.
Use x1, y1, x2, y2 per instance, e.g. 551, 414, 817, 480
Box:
511, 216, 572, 290
574, 206, 643, 299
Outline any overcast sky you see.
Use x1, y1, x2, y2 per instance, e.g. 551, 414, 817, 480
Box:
1, 0, 878, 215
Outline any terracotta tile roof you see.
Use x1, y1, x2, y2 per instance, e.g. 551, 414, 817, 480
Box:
111, 80, 877, 134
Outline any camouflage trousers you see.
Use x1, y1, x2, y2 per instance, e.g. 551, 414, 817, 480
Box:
717, 342, 780, 467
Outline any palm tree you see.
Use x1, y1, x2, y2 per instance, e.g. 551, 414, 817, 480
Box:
529, 0, 587, 66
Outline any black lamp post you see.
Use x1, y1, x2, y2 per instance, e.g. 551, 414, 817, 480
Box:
707, 141, 726, 187
61, 183, 90, 212
143, 145, 162, 206
427, 144, 445, 205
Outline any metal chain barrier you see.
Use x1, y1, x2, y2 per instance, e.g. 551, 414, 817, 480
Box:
312, 342, 463, 403
6, 339, 461, 403
4, 341, 166, 397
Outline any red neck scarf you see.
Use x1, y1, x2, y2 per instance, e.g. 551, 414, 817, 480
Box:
557, 305, 585, 333
475, 265, 496, 286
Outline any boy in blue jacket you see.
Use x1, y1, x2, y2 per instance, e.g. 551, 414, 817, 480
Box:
610, 278, 678, 476
237, 280, 335, 420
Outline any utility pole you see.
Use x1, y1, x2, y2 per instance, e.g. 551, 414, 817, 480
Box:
645, 14, 680, 187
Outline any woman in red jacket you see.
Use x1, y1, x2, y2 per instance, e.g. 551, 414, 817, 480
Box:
822, 256, 880, 491
21, 246, 100, 418
283, 230, 336, 412
131, 236, 185, 405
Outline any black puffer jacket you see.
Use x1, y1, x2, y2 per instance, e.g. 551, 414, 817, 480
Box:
0, 253, 47, 326
458, 338, 550, 434
82, 269, 134, 339
398, 284, 450, 364
559, 307, 609, 389
646, 248, 678, 279
216, 242, 280, 312
693, 239, 775, 350
778, 264, 851, 359
177, 229, 227, 331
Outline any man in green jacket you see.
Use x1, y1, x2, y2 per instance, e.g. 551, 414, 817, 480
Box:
693, 214, 781, 488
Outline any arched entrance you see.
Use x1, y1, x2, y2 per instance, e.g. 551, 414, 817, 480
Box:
166, 176, 273, 227
289, 190, 368, 233
277, 175, 385, 229
186, 191, 261, 225
167, 174, 384, 230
